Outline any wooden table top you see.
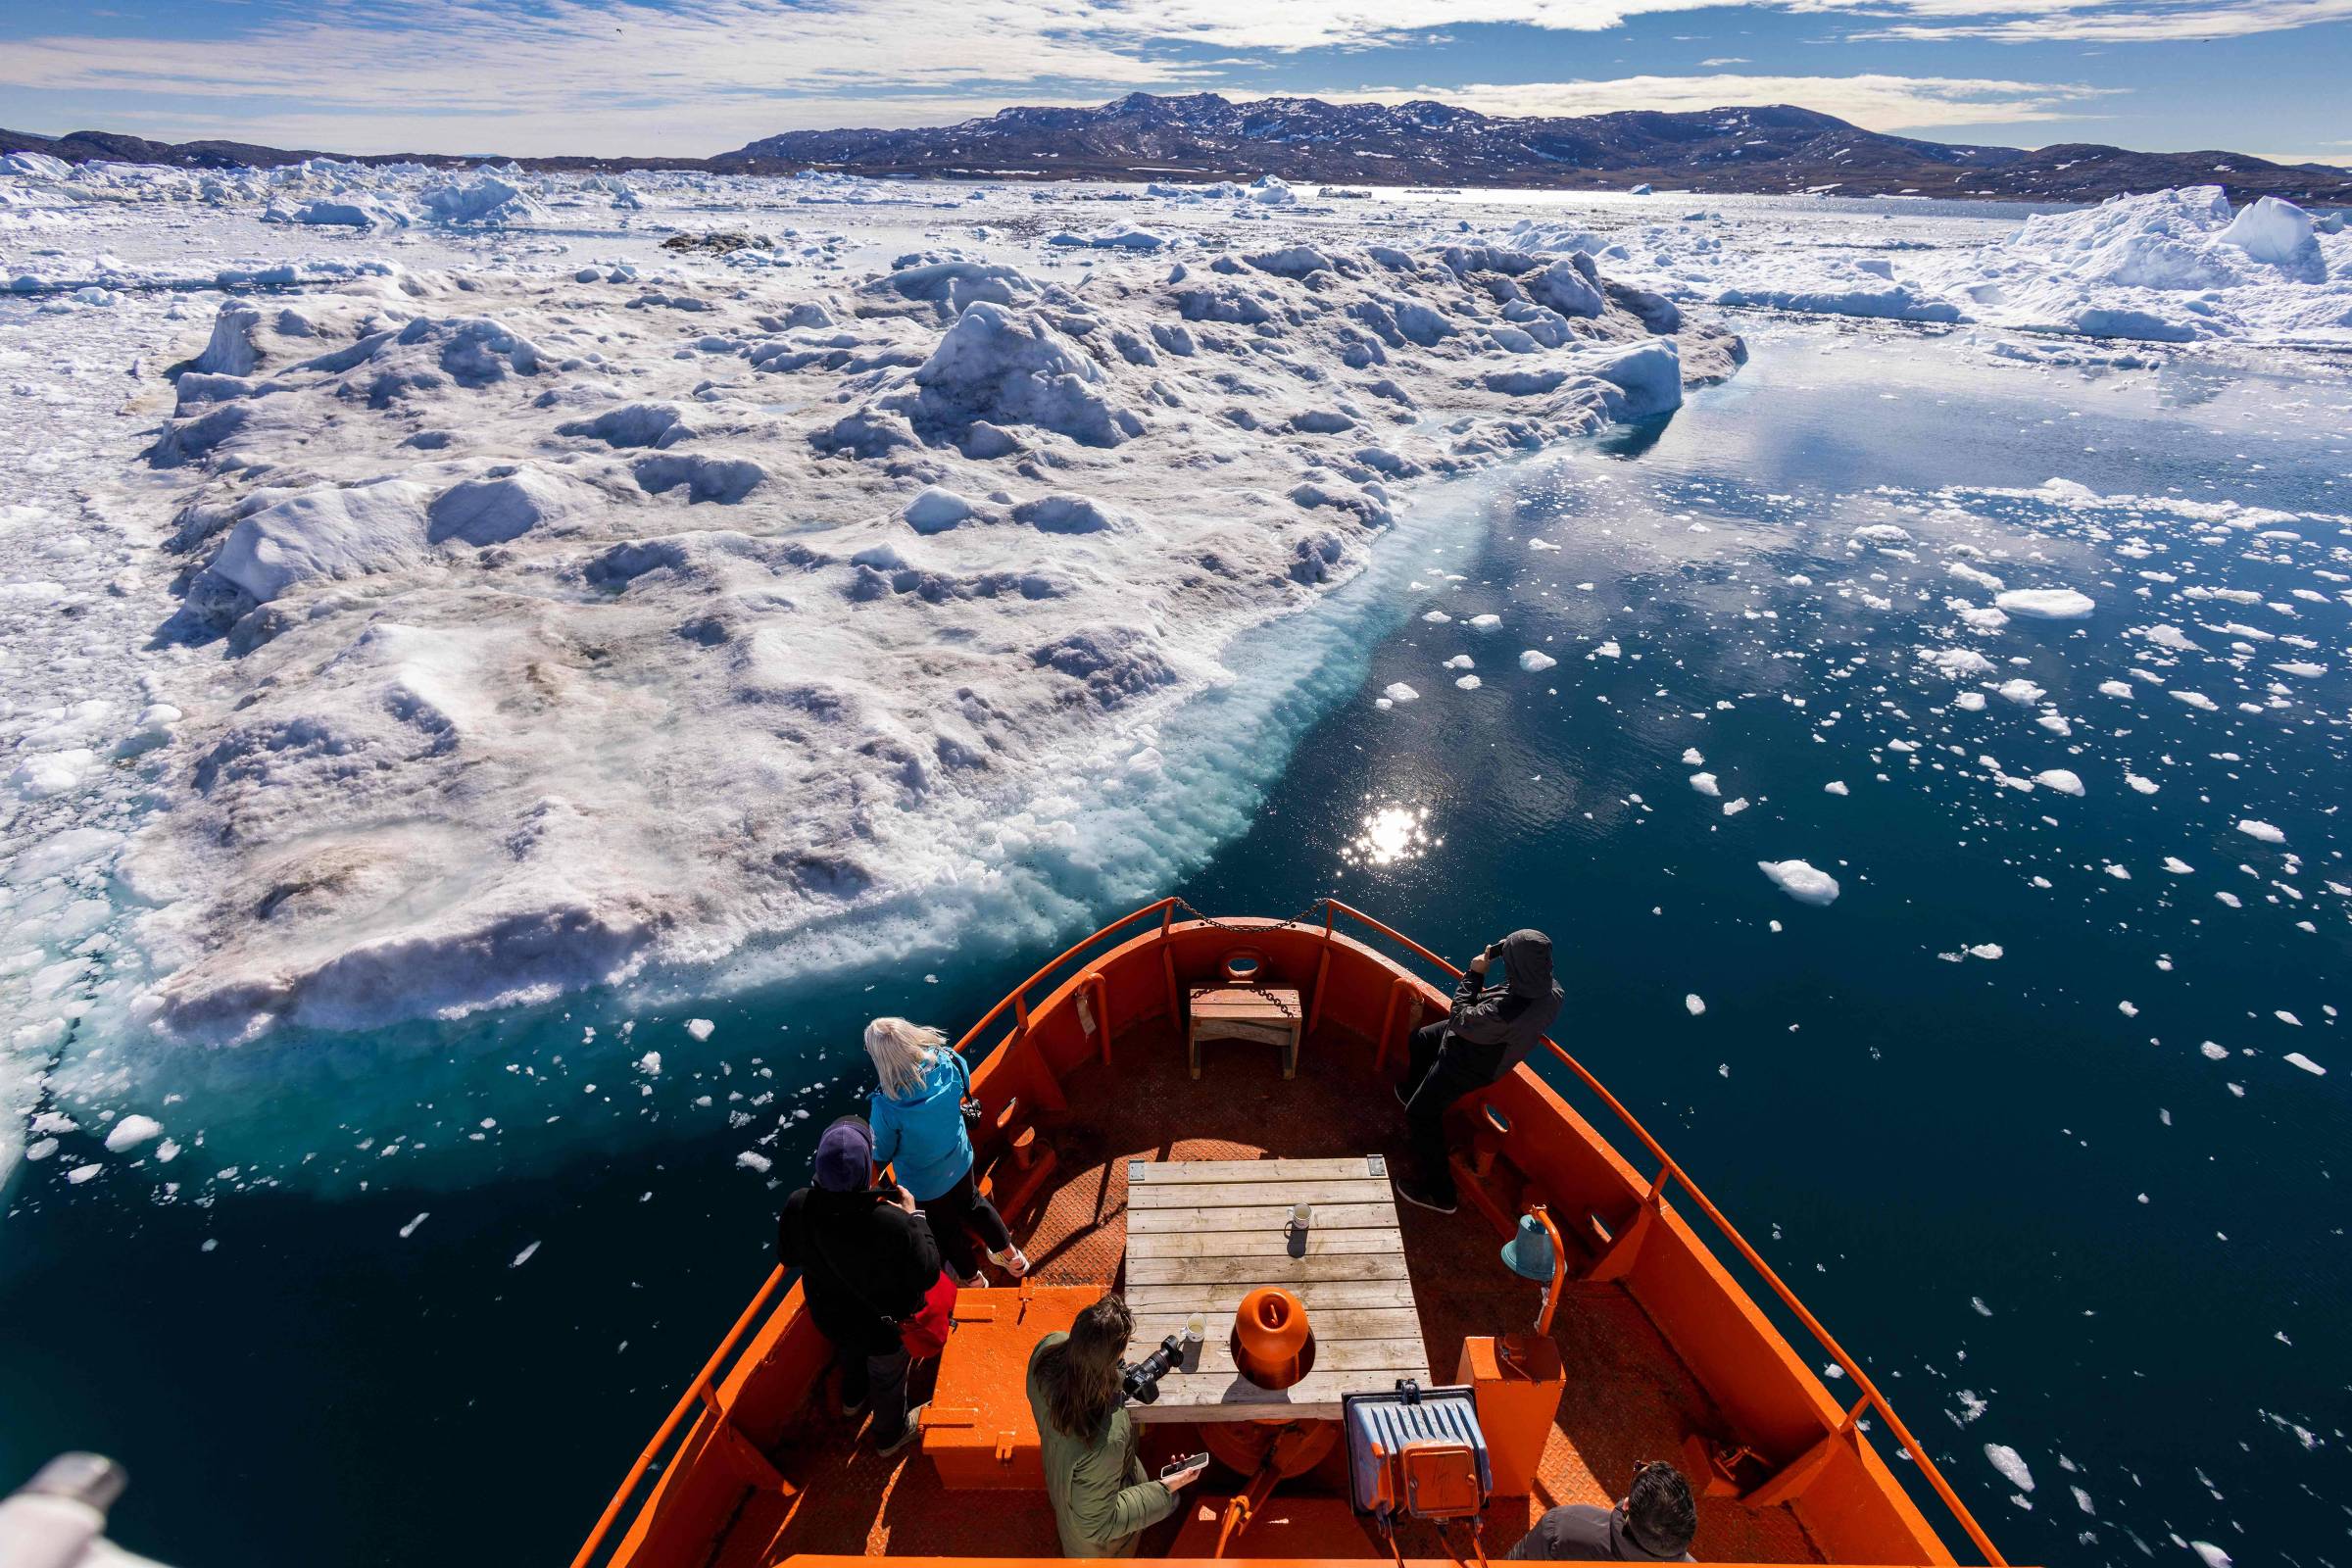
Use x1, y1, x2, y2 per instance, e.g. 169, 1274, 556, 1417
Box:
1119, 1155, 1430, 1422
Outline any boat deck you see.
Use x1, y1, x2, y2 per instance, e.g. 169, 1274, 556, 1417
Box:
714, 1019, 1825, 1565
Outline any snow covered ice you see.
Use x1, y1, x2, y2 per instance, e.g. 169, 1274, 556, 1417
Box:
1499, 183, 2351, 347
0, 159, 1746, 1058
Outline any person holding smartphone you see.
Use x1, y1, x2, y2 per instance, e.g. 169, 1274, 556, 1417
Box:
1026, 1295, 1209, 1556
1394, 928, 1564, 1214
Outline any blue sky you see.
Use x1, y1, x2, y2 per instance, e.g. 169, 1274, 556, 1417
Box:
1, 0, 2346, 166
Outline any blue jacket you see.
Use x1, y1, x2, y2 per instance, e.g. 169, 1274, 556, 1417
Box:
868, 1050, 975, 1201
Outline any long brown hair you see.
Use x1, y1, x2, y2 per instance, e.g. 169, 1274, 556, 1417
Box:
1035, 1295, 1133, 1439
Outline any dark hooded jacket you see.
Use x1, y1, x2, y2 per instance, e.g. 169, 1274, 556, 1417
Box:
1446, 928, 1564, 1075
776, 1184, 943, 1356
1504, 1502, 1694, 1562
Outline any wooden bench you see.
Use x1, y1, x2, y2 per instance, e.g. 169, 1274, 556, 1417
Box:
1187, 985, 1303, 1079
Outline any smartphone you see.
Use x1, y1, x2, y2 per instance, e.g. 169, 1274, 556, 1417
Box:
1159, 1452, 1210, 1479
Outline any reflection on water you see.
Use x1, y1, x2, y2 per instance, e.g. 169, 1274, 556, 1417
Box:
1344, 802, 1435, 866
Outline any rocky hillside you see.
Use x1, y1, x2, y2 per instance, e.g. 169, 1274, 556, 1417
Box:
722, 95, 2351, 204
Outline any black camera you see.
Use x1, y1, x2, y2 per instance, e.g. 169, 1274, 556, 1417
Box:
1120, 1333, 1186, 1404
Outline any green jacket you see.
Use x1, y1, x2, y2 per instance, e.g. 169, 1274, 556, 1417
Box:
1026, 1333, 1178, 1556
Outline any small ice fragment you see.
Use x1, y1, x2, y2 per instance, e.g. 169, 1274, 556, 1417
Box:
2284, 1053, 2325, 1076
104, 1114, 164, 1152
1383, 682, 1420, 704
1685, 994, 1706, 1016
1682, 748, 1705, 765
1455, 674, 1482, 690
2189, 1544, 2231, 1568
1518, 650, 1557, 672
512, 1241, 542, 1267
400, 1212, 429, 1239
737, 1151, 774, 1173
1759, 859, 1840, 906
686, 1018, 716, 1041
1824, 781, 1849, 796
1690, 772, 1721, 798
636, 1051, 662, 1075
2034, 769, 2085, 797
2236, 819, 2284, 844
1984, 1444, 2034, 1492
1995, 588, 2093, 620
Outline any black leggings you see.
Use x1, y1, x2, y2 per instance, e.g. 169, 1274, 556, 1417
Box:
1400, 1022, 1502, 1204
920, 1165, 1015, 1279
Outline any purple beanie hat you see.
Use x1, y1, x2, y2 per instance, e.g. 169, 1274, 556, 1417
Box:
813, 1116, 874, 1193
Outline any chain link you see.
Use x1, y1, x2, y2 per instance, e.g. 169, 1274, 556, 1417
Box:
1166, 893, 1334, 935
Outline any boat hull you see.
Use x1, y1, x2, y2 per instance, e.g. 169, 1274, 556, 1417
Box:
576, 904, 1994, 1568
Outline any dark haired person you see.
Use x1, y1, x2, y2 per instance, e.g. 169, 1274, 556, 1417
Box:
1025, 1295, 1208, 1555
1395, 928, 1565, 1213
776, 1116, 942, 1455
1506, 1460, 1699, 1561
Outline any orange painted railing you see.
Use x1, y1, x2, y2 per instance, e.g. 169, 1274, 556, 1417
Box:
1316, 899, 2007, 1568
569, 1263, 790, 1568
573, 895, 2004, 1568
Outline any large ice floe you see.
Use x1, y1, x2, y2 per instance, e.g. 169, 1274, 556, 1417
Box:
116, 223, 1740, 1039
1504, 184, 2350, 346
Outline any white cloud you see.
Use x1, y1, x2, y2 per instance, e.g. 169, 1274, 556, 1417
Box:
1848, 0, 2352, 36
1699, 55, 1755, 63
2249, 150, 2352, 169
1332, 74, 2125, 130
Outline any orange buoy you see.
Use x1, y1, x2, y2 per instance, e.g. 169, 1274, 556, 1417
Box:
1231, 1286, 1315, 1390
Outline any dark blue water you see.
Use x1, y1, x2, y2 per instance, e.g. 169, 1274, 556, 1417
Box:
5, 321, 2346, 1568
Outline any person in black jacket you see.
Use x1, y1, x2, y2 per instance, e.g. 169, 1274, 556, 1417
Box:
1394, 928, 1565, 1214
776, 1115, 944, 1454
1504, 1460, 1697, 1560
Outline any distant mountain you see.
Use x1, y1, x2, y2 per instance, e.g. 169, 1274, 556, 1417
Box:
0, 126, 700, 175
720, 94, 2352, 204
8, 94, 2348, 205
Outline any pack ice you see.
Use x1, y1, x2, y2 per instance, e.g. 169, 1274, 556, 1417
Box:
118, 206, 1742, 1038
1500, 184, 2350, 346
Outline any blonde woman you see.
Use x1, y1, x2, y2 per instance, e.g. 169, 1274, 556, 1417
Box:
865, 1017, 1029, 1284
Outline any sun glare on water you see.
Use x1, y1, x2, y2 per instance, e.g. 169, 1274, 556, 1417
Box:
1345, 803, 1434, 866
